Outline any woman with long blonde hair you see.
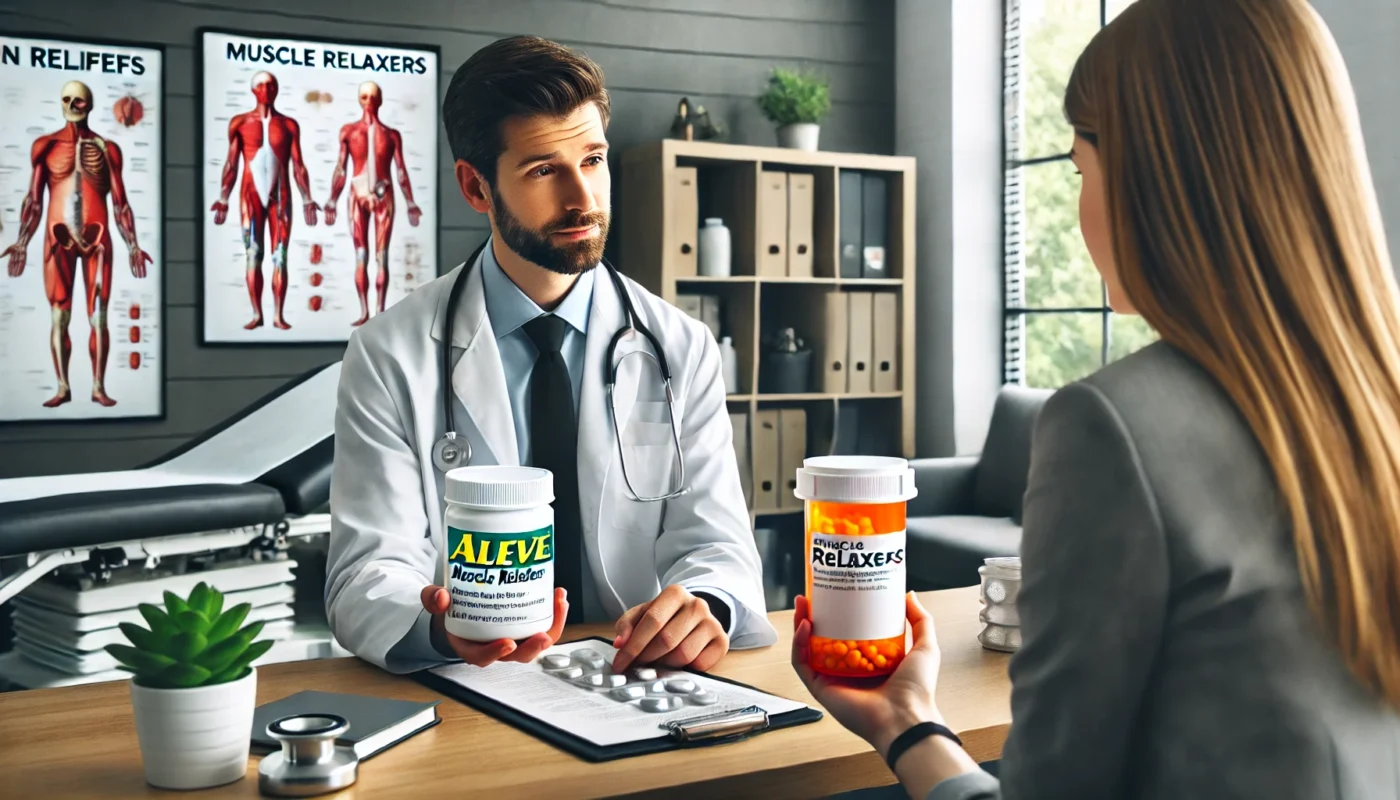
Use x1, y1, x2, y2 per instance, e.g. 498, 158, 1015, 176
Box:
794, 0, 1400, 796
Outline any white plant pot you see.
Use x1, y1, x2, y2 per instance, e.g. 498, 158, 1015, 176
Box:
129, 668, 257, 790
777, 123, 821, 151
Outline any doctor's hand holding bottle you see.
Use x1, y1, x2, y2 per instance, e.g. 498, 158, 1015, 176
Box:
420, 585, 570, 667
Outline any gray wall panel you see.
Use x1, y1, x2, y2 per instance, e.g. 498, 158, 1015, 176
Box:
0, 0, 893, 477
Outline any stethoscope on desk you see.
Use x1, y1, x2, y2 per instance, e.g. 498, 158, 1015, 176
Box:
431, 240, 688, 502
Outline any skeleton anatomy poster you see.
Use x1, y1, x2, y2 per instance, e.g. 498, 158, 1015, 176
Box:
199, 30, 439, 344
0, 34, 164, 422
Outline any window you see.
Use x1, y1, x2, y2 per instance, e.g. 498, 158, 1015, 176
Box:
1002, 0, 1157, 388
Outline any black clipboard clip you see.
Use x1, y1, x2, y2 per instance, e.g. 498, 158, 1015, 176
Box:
661, 705, 771, 745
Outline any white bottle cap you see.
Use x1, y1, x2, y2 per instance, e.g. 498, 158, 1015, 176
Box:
794, 455, 918, 504
444, 465, 554, 510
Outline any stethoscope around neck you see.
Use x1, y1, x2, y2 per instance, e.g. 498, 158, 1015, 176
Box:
431, 240, 688, 502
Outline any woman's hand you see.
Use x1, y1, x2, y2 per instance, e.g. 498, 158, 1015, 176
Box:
791, 592, 945, 758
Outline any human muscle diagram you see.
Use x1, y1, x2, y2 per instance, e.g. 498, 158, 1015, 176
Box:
0, 36, 163, 422
201, 31, 438, 343
324, 81, 422, 326
210, 70, 320, 331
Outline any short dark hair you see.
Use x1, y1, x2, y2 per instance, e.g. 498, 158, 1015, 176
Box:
442, 35, 611, 186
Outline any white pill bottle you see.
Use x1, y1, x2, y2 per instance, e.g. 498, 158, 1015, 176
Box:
442, 466, 555, 641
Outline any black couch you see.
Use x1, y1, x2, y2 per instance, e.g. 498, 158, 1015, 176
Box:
905, 384, 1052, 590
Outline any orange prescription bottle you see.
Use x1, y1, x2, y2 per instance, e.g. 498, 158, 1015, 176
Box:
794, 456, 917, 678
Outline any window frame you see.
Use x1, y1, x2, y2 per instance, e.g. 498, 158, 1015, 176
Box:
1002, 0, 1115, 387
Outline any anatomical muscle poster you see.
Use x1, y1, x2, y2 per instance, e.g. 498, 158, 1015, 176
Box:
199, 30, 439, 344
0, 34, 165, 422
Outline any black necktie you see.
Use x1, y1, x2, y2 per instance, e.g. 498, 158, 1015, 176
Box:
523, 314, 584, 624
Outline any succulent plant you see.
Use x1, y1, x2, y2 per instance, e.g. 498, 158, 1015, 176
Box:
104, 581, 273, 689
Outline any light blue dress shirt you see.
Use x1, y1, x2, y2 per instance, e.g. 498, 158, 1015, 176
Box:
479, 241, 745, 636
480, 240, 594, 468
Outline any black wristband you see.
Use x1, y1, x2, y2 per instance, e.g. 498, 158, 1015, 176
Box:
884, 721, 963, 771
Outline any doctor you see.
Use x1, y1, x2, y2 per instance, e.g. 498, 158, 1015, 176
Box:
325, 35, 776, 676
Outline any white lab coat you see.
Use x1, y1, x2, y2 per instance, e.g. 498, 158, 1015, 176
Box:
324, 255, 777, 673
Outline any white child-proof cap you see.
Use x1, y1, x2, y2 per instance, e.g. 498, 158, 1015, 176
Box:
793, 455, 918, 504
444, 465, 554, 510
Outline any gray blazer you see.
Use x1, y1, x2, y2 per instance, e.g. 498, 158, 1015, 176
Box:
930, 341, 1400, 800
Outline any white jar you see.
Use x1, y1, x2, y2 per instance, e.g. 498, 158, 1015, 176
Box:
720, 335, 739, 393
443, 466, 555, 641
978, 556, 1022, 651
698, 218, 731, 277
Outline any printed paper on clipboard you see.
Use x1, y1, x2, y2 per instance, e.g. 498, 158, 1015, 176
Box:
414, 636, 821, 758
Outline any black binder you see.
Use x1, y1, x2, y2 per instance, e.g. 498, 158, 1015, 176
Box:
839, 170, 864, 278
410, 636, 824, 763
861, 172, 889, 278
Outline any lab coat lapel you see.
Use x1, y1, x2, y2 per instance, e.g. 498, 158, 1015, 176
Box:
579, 270, 622, 530
578, 269, 648, 611
444, 260, 520, 466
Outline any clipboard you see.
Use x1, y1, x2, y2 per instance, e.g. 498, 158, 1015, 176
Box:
411, 636, 824, 762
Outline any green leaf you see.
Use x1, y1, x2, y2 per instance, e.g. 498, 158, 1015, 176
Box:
105, 644, 177, 674
153, 661, 213, 688
168, 631, 208, 661
208, 664, 251, 685
188, 582, 214, 618
219, 639, 274, 680
163, 590, 191, 618
206, 587, 224, 619
175, 609, 211, 637
138, 603, 179, 639
242, 638, 274, 664
196, 632, 250, 674
236, 619, 265, 643
197, 614, 265, 671
118, 622, 159, 652
130, 672, 161, 688
206, 603, 251, 644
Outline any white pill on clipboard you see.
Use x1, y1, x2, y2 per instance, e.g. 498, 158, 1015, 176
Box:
611, 685, 647, 702
541, 654, 572, 671
573, 649, 606, 669
688, 690, 718, 706
640, 695, 684, 713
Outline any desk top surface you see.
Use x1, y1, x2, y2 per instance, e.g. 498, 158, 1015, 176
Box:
0, 586, 1011, 799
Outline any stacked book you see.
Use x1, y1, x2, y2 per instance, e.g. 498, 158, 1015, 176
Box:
0, 557, 347, 689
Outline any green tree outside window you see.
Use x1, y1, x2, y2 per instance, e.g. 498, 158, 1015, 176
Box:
1009, 0, 1158, 388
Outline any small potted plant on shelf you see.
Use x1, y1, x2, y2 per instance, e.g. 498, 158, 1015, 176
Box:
105, 581, 274, 790
757, 67, 831, 151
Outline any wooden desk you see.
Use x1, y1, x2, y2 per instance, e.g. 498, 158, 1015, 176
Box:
0, 587, 1010, 799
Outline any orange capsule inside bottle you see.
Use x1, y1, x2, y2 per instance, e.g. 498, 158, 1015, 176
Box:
796, 457, 915, 679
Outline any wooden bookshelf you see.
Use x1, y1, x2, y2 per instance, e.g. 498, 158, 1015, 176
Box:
617, 139, 916, 518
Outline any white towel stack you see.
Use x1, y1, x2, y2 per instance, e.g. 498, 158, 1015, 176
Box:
0, 558, 346, 689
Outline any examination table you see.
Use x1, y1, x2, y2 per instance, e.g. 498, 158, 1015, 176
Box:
0, 362, 350, 688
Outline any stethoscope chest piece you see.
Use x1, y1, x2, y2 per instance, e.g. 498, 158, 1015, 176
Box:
432, 431, 471, 474
257, 713, 359, 797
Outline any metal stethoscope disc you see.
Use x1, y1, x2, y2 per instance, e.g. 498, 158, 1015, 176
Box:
433, 432, 470, 473
257, 713, 359, 797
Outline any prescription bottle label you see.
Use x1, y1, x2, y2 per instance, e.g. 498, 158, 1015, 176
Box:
446, 525, 554, 630
810, 531, 907, 642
